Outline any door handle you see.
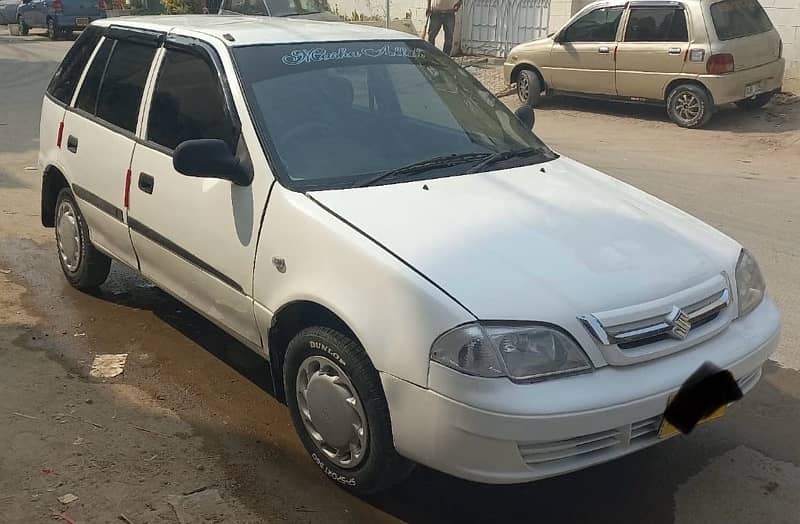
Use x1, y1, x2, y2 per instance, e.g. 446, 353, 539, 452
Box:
66, 135, 78, 153
138, 172, 155, 194
598, 46, 610, 54
668, 47, 682, 55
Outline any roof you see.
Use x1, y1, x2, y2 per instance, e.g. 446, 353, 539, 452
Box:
92, 15, 416, 46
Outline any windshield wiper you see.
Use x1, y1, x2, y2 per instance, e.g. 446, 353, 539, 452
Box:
464, 147, 549, 174
355, 152, 491, 188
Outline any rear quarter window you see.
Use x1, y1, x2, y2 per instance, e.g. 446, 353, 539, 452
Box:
710, 0, 773, 41
47, 26, 103, 104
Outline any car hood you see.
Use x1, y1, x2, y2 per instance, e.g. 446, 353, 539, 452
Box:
308, 157, 740, 321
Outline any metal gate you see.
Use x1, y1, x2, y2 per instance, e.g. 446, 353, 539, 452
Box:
460, 0, 551, 57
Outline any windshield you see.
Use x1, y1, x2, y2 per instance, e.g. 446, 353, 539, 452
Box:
266, 0, 325, 16
233, 40, 554, 190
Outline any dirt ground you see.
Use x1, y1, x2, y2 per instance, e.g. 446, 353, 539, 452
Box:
1, 35, 799, 524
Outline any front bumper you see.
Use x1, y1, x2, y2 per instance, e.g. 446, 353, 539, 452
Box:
503, 62, 515, 85
701, 58, 785, 106
382, 297, 781, 484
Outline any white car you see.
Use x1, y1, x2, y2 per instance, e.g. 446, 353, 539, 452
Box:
39, 15, 781, 493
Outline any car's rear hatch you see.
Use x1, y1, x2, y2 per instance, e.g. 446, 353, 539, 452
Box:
61, 0, 102, 17
707, 0, 781, 70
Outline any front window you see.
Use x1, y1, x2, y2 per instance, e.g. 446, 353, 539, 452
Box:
233, 40, 554, 190
561, 7, 624, 43
710, 0, 773, 41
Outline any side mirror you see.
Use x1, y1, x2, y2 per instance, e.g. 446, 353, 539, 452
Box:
514, 105, 535, 130
173, 139, 251, 186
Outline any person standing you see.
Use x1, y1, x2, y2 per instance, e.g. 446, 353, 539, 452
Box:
426, 0, 462, 56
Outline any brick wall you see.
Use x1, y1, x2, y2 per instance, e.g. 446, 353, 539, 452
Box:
762, 0, 800, 90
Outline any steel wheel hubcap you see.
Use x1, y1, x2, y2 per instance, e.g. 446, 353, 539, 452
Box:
675, 92, 701, 122
519, 76, 530, 101
56, 201, 81, 272
296, 355, 368, 469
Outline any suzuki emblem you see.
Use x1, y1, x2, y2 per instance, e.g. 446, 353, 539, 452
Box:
666, 306, 692, 340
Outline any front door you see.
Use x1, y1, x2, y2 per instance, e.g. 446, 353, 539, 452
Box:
549, 5, 624, 96
127, 40, 269, 347
615, 4, 691, 99
62, 35, 158, 268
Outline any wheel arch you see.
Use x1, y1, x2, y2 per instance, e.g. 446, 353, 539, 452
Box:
41, 164, 70, 227
510, 63, 546, 92
267, 299, 364, 403
664, 78, 714, 105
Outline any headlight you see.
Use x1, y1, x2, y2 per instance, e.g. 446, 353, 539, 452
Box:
430, 323, 592, 382
735, 249, 766, 317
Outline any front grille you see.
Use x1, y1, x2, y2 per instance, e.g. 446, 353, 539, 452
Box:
518, 415, 662, 468
578, 274, 733, 364
602, 289, 729, 349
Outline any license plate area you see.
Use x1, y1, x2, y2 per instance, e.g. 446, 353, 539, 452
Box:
76, 17, 89, 27
744, 82, 763, 98
659, 402, 726, 438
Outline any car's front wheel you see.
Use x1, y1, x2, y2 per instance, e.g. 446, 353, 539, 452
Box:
55, 188, 111, 290
516, 69, 542, 108
735, 92, 774, 110
666, 84, 713, 128
284, 326, 414, 494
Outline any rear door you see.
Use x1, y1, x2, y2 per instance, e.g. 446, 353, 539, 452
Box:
615, 2, 691, 99
549, 5, 625, 95
127, 36, 267, 347
62, 28, 161, 268
706, 0, 781, 70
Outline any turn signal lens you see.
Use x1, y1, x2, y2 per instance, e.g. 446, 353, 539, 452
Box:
706, 53, 734, 74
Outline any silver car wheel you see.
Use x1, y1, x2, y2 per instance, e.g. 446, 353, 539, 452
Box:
518, 74, 530, 101
296, 355, 368, 469
56, 200, 81, 272
674, 92, 701, 123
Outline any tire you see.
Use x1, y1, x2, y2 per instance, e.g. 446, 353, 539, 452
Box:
735, 92, 774, 110
54, 188, 111, 290
284, 327, 414, 495
47, 18, 58, 40
516, 69, 542, 108
17, 17, 28, 36
666, 83, 713, 128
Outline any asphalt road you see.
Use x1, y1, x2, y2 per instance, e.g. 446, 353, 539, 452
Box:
1, 35, 799, 524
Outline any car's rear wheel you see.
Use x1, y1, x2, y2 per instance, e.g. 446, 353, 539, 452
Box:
284, 326, 414, 495
17, 17, 29, 36
517, 69, 542, 108
667, 84, 713, 128
55, 188, 111, 290
735, 92, 774, 110
47, 18, 59, 40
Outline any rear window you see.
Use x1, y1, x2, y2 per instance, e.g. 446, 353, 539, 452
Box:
47, 26, 103, 104
75, 38, 156, 133
710, 0, 773, 41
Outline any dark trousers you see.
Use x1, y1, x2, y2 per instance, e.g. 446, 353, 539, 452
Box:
428, 11, 455, 55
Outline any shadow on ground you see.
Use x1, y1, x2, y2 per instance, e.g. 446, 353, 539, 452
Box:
535, 94, 800, 135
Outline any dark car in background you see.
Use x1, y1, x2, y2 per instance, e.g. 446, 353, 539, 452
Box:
15, 0, 105, 39
0, 0, 21, 25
